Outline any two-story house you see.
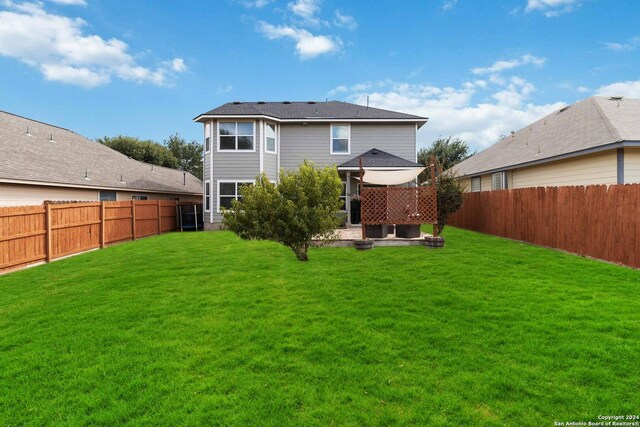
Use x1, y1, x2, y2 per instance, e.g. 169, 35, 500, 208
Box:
194, 101, 428, 229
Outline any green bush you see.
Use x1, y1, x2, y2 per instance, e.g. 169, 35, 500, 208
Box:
222, 161, 343, 261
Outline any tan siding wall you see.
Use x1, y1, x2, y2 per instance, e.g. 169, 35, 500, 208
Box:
511, 151, 617, 188
116, 191, 201, 201
624, 148, 640, 183
481, 174, 492, 191
0, 183, 97, 206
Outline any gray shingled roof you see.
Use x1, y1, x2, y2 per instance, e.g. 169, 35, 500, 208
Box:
0, 111, 202, 194
452, 96, 640, 177
195, 101, 427, 124
339, 148, 423, 168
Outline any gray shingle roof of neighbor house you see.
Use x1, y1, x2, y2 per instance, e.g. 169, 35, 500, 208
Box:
0, 110, 202, 195
339, 148, 424, 169
452, 96, 640, 177
194, 100, 428, 127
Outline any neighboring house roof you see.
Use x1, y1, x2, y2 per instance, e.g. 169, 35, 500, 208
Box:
338, 148, 423, 169
194, 100, 428, 127
452, 96, 640, 177
0, 110, 202, 195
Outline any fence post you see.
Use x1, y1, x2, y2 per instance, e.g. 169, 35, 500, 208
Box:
131, 201, 137, 240
100, 201, 105, 249
157, 200, 161, 234
430, 154, 438, 238
45, 202, 52, 262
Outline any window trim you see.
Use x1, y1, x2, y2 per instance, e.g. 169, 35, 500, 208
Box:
217, 120, 256, 152
132, 195, 149, 200
470, 176, 481, 192
99, 190, 117, 201
339, 180, 347, 212
217, 179, 254, 213
330, 123, 351, 155
264, 122, 277, 154
204, 180, 211, 212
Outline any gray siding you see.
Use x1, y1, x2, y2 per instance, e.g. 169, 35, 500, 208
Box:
279, 123, 417, 170
203, 144, 212, 223
264, 152, 278, 181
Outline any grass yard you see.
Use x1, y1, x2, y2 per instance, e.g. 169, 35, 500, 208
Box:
1, 227, 639, 426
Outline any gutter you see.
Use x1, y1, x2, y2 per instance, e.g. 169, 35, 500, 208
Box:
0, 178, 202, 196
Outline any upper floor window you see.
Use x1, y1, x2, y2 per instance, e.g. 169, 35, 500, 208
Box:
492, 172, 507, 190
331, 124, 350, 155
204, 123, 211, 153
265, 123, 277, 153
471, 176, 481, 192
219, 122, 254, 151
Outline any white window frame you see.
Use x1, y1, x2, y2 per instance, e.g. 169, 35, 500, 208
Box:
204, 122, 211, 153
339, 180, 347, 212
265, 122, 277, 154
330, 123, 351, 155
471, 176, 481, 192
204, 180, 211, 212
132, 195, 149, 200
492, 172, 507, 190
217, 121, 256, 152
217, 180, 254, 213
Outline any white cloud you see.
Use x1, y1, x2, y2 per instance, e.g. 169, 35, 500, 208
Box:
525, 0, 581, 17
595, 81, 640, 99
48, 0, 86, 5
242, 0, 273, 7
472, 54, 545, 75
333, 10, 357, 30
442, 0, 457, 11
330, 59, 565, 150
288, 0, 320, 19
217, 84, 233, 94
0, 1, 186, 88
257, 21, 340, 59
576, 86, 591, 93
603, 36, 640, 52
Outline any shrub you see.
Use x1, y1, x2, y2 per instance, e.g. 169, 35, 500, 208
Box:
222, 161, 343, 261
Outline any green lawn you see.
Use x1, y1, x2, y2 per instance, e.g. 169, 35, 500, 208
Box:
1, 227, 639, 426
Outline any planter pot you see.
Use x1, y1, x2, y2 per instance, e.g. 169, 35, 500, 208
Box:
365, 224, 388, 238
396, 224, 421, 238
354, 240, 374, 250
424, 236, 445, 249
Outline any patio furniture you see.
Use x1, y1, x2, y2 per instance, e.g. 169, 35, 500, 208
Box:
396, 224, 421, 238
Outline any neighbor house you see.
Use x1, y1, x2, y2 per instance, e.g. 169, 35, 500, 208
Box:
452, 96, 640, 191
0, 110, 202, 206
194, 101, 428, 229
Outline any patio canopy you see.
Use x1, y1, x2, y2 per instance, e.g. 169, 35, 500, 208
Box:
362, 167, 425, 185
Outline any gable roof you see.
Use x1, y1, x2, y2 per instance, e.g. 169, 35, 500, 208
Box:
0, 110, 202, 195
194, 101, 428, 127
338, 148, 423, 169
452, 96, 640, 177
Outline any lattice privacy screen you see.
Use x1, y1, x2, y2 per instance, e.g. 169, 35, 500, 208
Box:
360, 186, 437, 225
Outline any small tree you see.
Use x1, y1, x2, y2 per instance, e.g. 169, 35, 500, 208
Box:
434, 171, 465, 235
98, 135, 179, 169
222, 161, 343, 261
418, 136, 474, 183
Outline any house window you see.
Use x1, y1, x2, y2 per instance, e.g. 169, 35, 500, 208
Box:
219, 122, 254, 151
205, 123, 211, 153
204, 181, 210, 212
339, 181, 347, 211
99, 190, 116, 201
132, 195, 149, 200
168, 196, 180, 201
330, 124, 350, 154
218, 181, 252, 211
471, 177, 481, 192
492, 172, 507, 190
265, 123, 277, 153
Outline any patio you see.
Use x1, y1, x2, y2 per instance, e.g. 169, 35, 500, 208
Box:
315, 225, 434, 247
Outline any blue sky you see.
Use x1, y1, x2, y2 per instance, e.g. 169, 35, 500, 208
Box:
0, 0, 638, 151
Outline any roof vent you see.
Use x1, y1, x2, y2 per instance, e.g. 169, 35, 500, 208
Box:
306, 101, 316, 104
371, 149, 379, 155
120, 175, 125, 184
232, 101, 242, 104
26, 126, 32, 136
609, 96, 623, 101
558, 105, 570, 113
257, 101, 266, 104
84, 170, 91, 181
49, 133, 55, 142
283, 101, 292, 104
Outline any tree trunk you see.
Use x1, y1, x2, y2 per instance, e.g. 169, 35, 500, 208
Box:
291, 244, 308, 261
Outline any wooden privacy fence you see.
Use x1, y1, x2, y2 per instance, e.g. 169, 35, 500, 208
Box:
1, 200, 193, 273
448, 184, 640, 268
